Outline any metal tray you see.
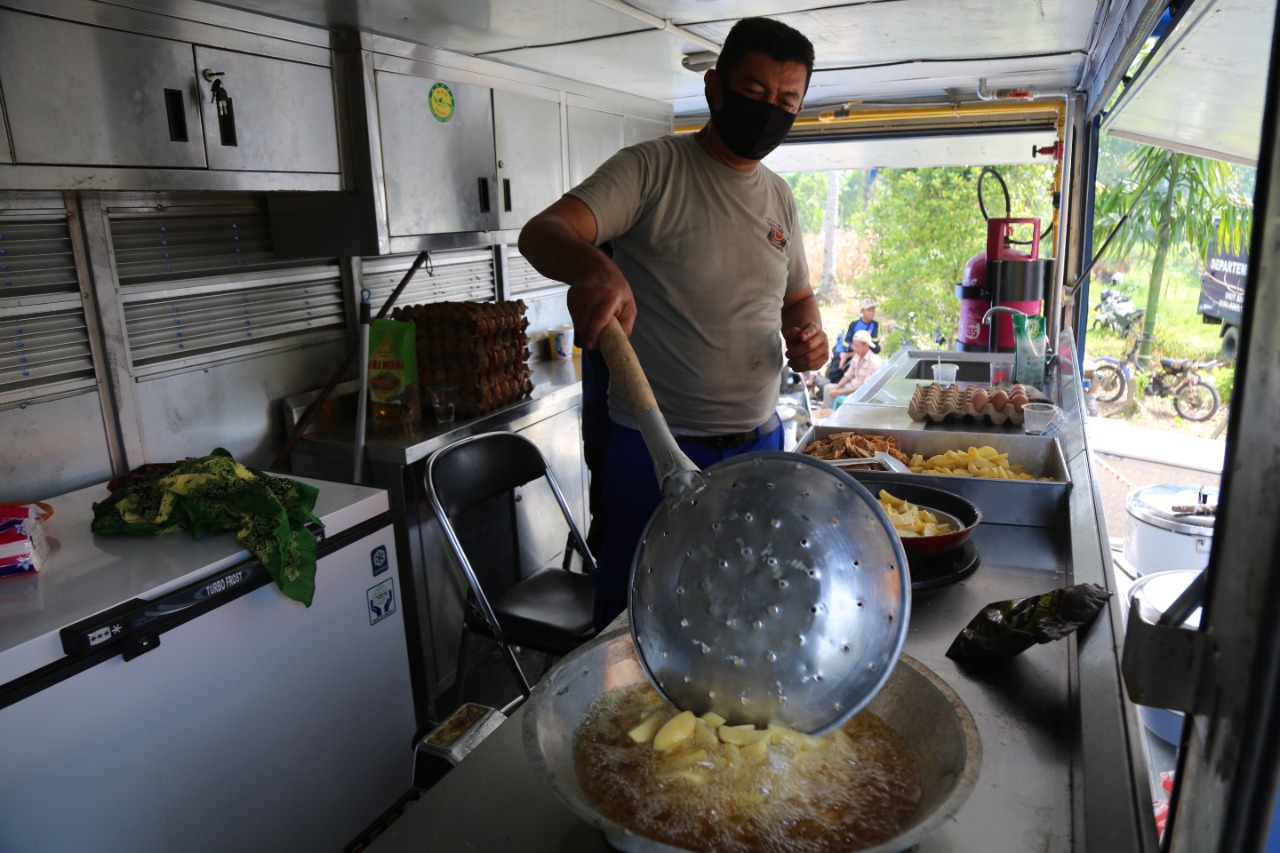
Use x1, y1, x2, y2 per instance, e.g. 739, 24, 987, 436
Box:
794, 425, 1072, 528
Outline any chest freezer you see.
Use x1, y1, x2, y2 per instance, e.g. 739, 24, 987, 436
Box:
0, 476, 416, 852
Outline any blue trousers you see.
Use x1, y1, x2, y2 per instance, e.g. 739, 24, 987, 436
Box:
592, 420, 783, 630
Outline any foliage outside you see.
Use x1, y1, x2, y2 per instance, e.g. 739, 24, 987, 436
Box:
780, 133, 1254, 437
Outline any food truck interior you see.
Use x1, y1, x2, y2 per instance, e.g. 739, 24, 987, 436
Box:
1, 1, 1279, 851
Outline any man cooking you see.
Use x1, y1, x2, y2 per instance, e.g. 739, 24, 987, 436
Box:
822, 329, 882, 408
518, 16, 827, 629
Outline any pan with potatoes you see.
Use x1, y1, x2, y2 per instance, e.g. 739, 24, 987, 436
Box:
796, 426, 1071, 528
873, 483, 982, 559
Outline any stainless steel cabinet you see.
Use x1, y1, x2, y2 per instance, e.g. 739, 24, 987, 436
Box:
194, 47, 339, 174
0, 8, 341, 190
493, 90, 564, 229
567, 105, 624, 186
0, 10, 207, 169
376, 72, 498, 237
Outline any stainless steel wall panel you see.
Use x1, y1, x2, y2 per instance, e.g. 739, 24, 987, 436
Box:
0, 390, 113, 502
129, 338, 349, 471
0, 10, 207, 169
493, 89, 563, 230
374, 71, 498, 237
193, 46, 340, 174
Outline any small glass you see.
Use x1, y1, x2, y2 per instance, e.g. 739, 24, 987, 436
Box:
932, 362, 959, 387
990, 359, 1015, 387
426, 383, 456, 424
1022, 402, 1058, 435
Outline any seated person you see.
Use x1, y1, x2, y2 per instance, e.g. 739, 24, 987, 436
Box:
826, 297, 881, 381
823, 329, 882, 406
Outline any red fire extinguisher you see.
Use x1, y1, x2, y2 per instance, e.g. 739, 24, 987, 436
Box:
956, 217, 1048, 351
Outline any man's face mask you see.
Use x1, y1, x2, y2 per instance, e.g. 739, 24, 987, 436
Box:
708, 83, 797, 161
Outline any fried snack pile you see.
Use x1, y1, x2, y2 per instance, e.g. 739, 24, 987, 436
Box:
907, 445, 1037, 480
876, 490, 955, 538
802, 431, 910, 464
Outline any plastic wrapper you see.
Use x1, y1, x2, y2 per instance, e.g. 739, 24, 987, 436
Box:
945, 583, 1112, 661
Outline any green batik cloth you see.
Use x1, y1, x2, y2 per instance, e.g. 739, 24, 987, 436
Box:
91, 448, 324, 606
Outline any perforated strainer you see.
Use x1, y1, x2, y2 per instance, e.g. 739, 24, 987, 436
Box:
599, 318, 910, 735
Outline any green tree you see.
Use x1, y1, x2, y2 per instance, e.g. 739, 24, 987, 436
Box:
1093, 144, 1252, 359
859, 164, 1055, 352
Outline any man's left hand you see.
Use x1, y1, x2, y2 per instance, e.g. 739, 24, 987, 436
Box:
783, 322, 828, 371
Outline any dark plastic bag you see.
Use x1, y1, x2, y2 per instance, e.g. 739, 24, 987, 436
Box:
946, 583, 1112, 662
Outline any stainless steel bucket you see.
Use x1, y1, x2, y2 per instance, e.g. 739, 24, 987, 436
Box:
522, 628, 982, 853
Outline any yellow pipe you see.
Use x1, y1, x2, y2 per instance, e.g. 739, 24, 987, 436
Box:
673, 99, 1063, 134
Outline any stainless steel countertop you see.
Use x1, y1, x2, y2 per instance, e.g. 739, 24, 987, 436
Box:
292, 355, 584, 467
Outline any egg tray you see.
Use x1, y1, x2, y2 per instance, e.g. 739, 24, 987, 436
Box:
908, 383, 1026, 426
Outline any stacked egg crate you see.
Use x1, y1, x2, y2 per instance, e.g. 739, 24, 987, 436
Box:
392, 300, 533, 418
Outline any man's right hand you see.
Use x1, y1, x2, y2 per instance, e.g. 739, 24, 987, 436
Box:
519, 195, 637, 349
566, 266, 637, 350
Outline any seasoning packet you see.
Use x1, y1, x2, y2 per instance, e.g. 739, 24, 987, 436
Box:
368, 318, 421, 441
945, 583, 1112, 662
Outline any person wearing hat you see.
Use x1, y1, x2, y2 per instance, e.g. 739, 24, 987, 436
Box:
825, 297, 881, 382
823, 328, 882, 407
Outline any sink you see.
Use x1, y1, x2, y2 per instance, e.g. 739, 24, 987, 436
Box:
905, 359, 996, 383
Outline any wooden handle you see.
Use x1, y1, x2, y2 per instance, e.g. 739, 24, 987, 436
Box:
598, 316, 659, 417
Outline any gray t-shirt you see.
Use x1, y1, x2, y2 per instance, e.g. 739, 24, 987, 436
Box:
568, 133, 810, 434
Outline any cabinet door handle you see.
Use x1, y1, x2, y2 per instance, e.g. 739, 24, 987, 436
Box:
503, 178, 512, 213
478, 178, 491, 213
164, 89, 189, 142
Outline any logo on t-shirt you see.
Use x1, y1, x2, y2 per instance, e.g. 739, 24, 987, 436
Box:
766, 218, 788, 252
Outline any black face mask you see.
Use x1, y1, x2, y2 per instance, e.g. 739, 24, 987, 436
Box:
708, 84, 797, 160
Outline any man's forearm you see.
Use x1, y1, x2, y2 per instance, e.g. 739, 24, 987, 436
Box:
518, 213, 613, 287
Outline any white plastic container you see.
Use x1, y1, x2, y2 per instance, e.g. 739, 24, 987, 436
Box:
1123, 484, 1218, 576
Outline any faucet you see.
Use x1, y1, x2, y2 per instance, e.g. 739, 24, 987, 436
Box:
980, 305, 1028, 354
981, 305, 1027, 326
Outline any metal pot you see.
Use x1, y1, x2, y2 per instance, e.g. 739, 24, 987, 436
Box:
1123, 484, 1218, 576
523, 628, 981, 853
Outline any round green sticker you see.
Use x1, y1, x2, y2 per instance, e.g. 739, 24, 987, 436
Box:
429, 82, 455, 122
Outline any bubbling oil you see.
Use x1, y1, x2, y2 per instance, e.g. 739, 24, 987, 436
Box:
574, 683, 922, 853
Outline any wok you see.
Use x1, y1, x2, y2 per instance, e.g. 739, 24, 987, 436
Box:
523, 628, 982, 853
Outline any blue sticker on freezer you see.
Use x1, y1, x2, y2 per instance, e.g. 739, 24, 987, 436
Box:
371, 544, 390, 576
368, 578, 396, 625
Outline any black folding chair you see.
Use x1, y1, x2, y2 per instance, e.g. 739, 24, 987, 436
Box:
426, 432, 598, 713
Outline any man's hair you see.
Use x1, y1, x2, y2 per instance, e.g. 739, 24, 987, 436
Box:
716, 17, 815, 85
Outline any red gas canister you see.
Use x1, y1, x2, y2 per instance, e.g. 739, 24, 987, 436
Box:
955, 218, 1050, 352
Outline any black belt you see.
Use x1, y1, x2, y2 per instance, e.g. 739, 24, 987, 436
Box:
675, 416, 778, 450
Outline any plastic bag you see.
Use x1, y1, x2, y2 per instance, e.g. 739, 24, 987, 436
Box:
945, 583, 1112, 662
1013, 313, 1048, 390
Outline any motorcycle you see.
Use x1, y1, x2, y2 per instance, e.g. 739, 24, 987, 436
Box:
1091, 336, 1222, 421
1092, 288, 1147, 336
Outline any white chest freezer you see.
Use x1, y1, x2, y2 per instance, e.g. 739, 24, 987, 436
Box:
0, 476, 416, 852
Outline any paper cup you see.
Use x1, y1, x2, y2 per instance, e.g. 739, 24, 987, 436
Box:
549, 325, 575, 359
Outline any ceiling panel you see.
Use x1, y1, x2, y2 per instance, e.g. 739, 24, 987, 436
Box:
763, 131, 1060, 172
1104, 0, 1272, 166
203, 0, 647, 53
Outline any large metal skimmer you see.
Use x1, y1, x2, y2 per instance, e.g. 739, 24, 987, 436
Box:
599, 318, 911, 735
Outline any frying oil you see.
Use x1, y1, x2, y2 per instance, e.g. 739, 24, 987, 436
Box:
575, 684, 922, 853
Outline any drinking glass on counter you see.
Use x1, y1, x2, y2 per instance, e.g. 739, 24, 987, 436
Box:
427, 383, 456, 424
990, 359, 1014, 387
932, 362, 958, 387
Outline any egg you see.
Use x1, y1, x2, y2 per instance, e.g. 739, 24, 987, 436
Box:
970, 388, 989, 410
989, 390, 1009, 412
1010, 390, 1029, 411
1012, 384, 1026, 396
